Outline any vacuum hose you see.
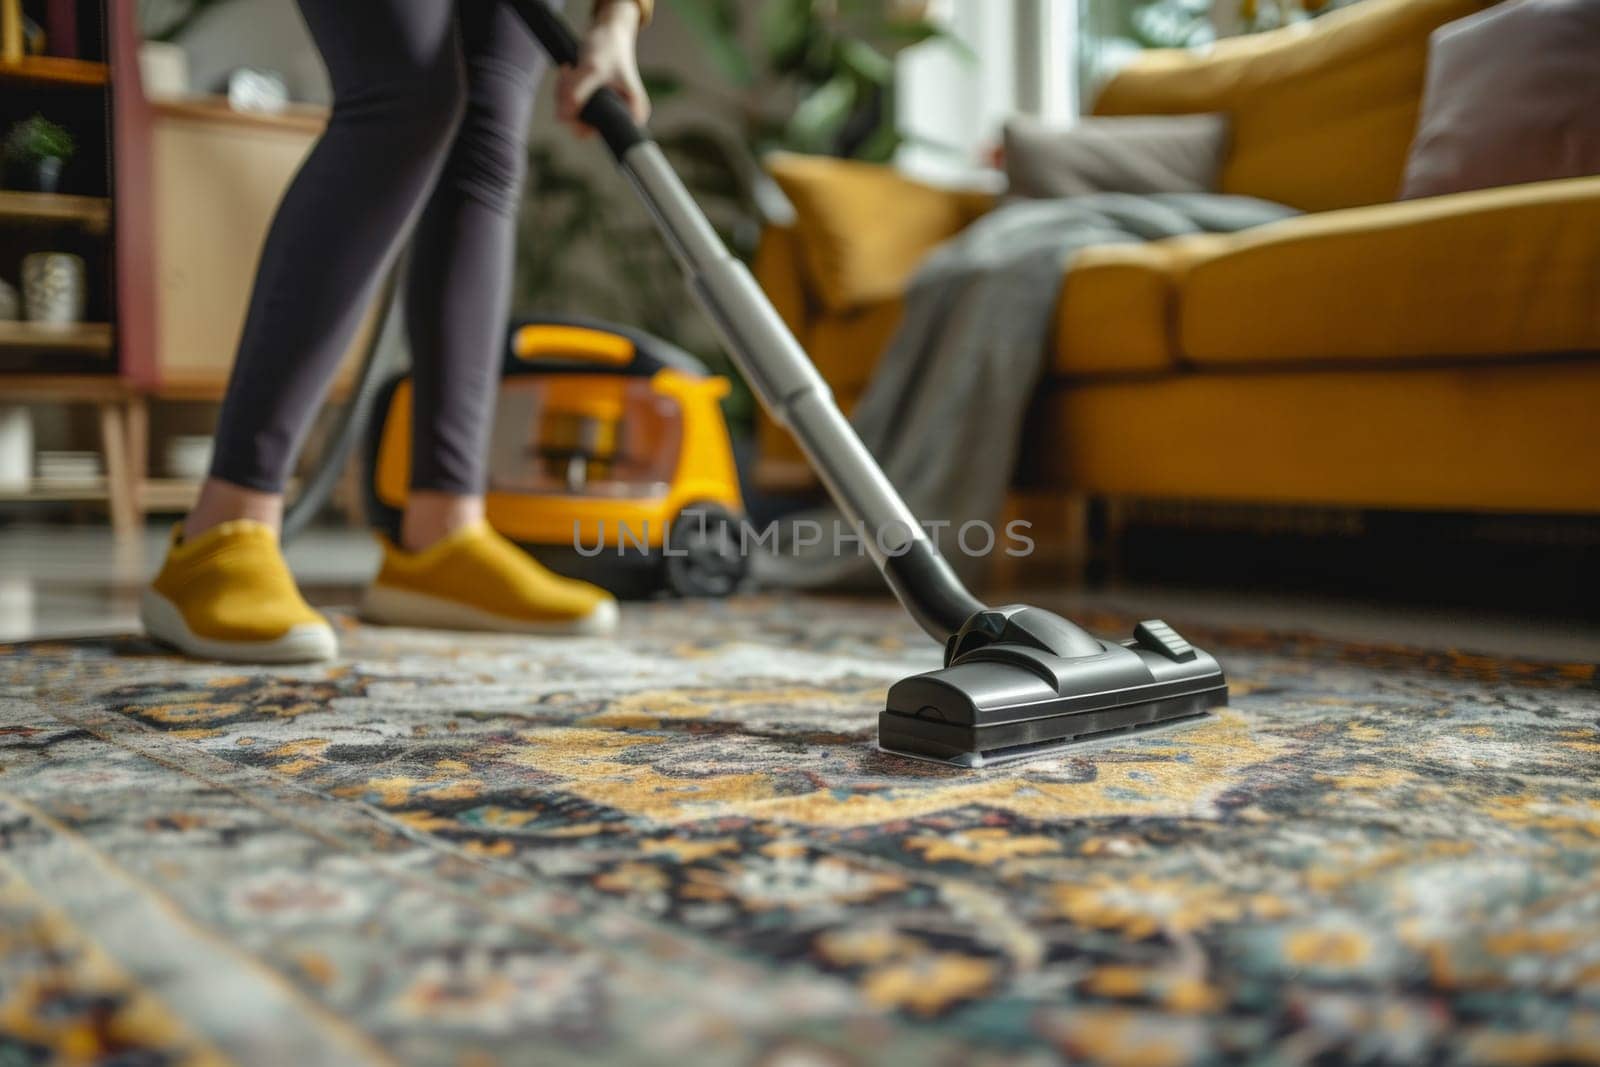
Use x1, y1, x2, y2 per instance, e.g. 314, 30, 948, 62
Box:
280, 268, 400, 543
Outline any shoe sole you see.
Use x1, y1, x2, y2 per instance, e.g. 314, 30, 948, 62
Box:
140, 589, 338, 664
359, 585, 618, 637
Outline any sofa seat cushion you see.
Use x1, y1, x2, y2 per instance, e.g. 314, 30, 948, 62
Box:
1178, 176, 1600, 367
1054, 238, 1226, 377
1028, 361, 1600, 512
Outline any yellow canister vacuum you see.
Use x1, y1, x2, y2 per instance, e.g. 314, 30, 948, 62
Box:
366, 316, 747, 599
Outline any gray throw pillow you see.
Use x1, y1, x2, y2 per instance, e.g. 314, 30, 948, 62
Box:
1402, 0, 1600, 200
1003, 113, 1230, 199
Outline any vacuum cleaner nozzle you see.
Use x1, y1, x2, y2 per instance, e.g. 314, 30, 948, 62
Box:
879, 606, 1227, 767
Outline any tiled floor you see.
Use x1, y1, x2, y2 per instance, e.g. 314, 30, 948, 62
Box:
0, 522, 375, 643
3, 520, 1598, 662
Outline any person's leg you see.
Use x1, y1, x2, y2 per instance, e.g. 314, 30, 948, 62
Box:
189, 0, 467, 539
148, 0, 466, 663
364, 1, 616, 636
400, 0, 548, 552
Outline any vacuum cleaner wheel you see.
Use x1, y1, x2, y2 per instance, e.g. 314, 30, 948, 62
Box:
664, 504, 746, 598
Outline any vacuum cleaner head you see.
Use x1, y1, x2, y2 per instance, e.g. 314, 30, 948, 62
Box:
879, 606, 1227, 768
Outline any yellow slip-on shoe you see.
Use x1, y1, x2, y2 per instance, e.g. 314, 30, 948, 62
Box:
361, 521, 618, 636
142, 520, 337, 663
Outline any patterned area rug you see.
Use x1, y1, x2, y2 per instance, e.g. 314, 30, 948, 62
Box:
1, 596, 1597, 1066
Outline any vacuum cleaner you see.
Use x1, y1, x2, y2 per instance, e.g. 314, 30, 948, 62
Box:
363, 316, 747, 600
291, 2, 1230, 769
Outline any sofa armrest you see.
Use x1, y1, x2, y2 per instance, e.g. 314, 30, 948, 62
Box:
765, 153, 995, 314
1177, 175, 1600, 365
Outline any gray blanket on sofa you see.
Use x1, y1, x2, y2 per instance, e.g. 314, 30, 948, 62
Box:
754, 191, 1298, 591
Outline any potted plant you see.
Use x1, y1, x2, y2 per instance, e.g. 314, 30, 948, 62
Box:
3, 114, 76, 194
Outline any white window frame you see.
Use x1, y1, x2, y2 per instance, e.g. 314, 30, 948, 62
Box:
1016, 0, 1081, 123
896, 1, 1079, 183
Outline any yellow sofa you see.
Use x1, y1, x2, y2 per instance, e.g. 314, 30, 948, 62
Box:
752, 0, 1600, 520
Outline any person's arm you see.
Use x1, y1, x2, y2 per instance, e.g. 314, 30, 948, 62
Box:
556, 0, 652, 134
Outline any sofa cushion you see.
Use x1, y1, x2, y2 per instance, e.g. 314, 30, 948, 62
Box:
1093, 0, 1494, 212
807, 299, 904, 394
1054, 240, 1222, 377
1004, 113, 1229, 198
766, 153, 995, 313
1402, 0, 1600, 199
1178, 176, 1600, 367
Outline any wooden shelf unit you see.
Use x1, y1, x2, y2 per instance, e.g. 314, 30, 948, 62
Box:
0, 1, 164, 538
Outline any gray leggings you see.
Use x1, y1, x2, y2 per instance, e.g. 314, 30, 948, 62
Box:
210, 0, 553, 495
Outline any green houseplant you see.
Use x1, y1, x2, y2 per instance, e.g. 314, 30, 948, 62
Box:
657, 0, 963, 168
3, 115, 75, 194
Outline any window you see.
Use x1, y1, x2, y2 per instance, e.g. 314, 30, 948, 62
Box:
895, 1, 1079, 182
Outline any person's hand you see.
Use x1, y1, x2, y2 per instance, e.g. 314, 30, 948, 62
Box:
556, 1, 651, 136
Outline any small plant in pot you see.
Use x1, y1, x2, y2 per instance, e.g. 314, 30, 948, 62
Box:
3, 115, 76, 194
